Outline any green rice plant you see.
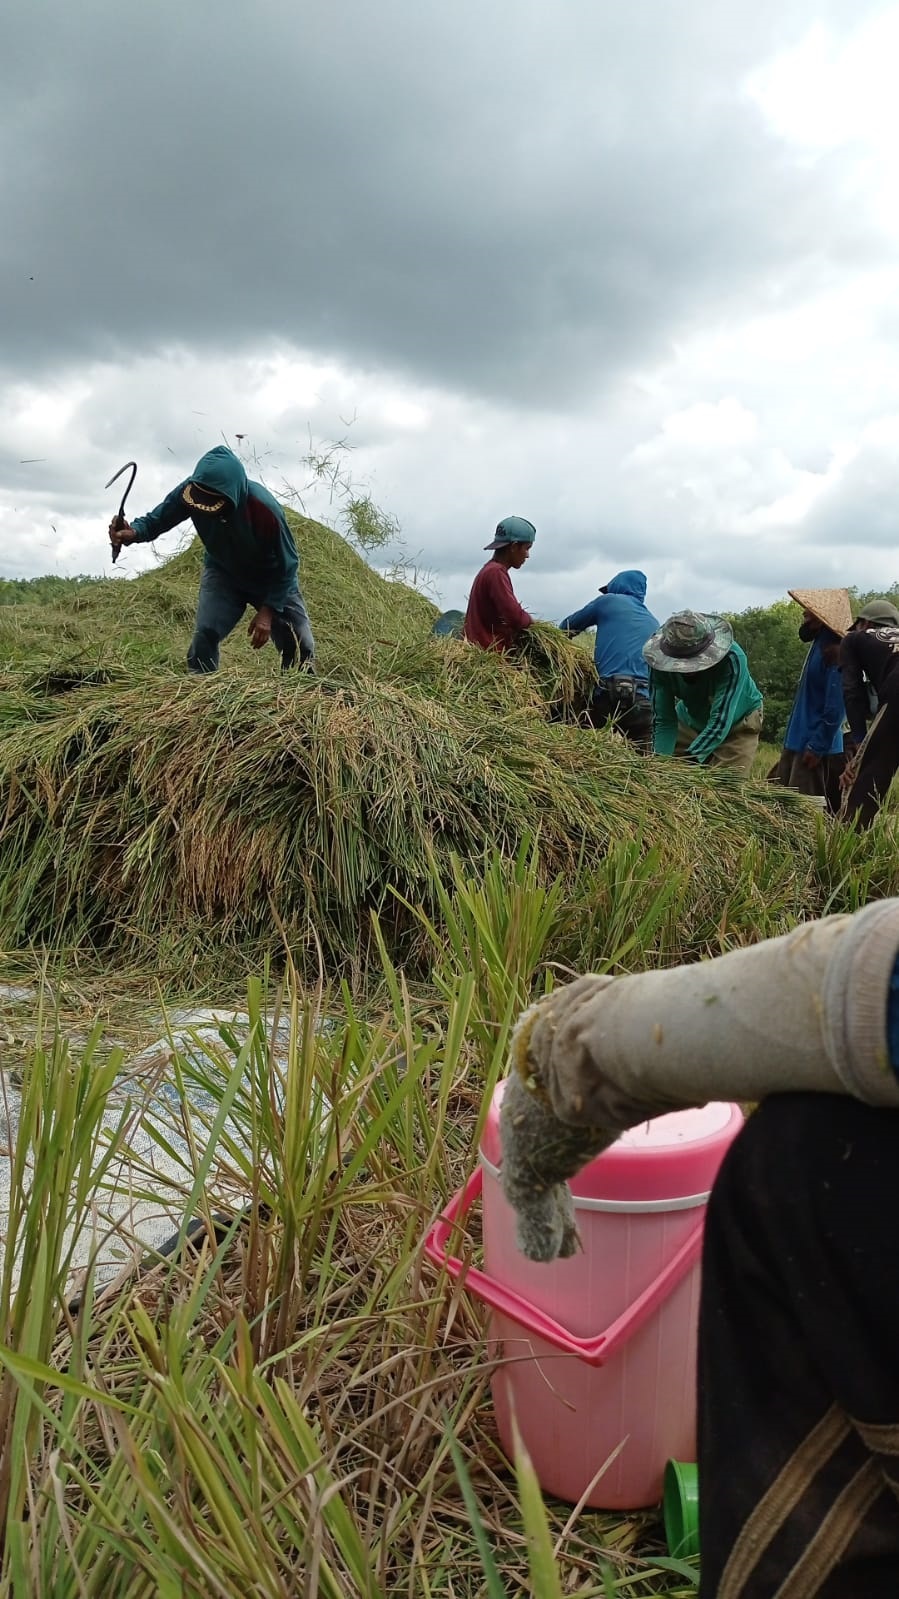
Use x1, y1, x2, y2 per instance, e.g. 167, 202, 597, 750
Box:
0, 938, 698, 1598
510, 1415, 567, 1599
0, 980, 467, 1591
394, 836, 701, 1139
811, 807, 899, 915
0, 979, 465, 1592
445, 1423, 509, 1598
563, 837, 692, 974
751, 739, 780, 781
0, 989, 129, 1553
449, 1419, 699, 1599
393, 838, 565, 1090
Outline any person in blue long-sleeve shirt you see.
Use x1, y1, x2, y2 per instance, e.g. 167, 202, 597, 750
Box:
770, 590, 849, 812
559, 570, 659, 748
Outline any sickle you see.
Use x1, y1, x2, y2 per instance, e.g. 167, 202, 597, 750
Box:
105, 461, 137, 564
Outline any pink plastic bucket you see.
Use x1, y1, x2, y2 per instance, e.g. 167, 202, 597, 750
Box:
425, 1081, 743, 1509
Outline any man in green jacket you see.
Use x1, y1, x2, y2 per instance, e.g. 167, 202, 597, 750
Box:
109, 445, 315, 673
643, 610, 763, 774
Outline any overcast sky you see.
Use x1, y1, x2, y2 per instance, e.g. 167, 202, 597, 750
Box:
3, 0, 899, 622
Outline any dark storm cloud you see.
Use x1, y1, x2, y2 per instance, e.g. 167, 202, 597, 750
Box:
0, 0, 882, 407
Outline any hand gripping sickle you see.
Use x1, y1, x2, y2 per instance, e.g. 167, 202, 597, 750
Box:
106, 461, 137, 564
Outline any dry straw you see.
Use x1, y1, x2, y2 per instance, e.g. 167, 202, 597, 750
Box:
0, 517, 855, 982
8, 518, 899, 990
0, 666, 823, 983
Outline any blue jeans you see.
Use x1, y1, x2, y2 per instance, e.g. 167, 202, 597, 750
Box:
187, 565, 315, 673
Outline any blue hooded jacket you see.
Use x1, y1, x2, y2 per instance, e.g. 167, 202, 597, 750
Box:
559, 570, 660, 688
784, 631, 844, 757
130, 446, 301, 609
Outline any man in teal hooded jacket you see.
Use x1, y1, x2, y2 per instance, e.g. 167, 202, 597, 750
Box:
109, 446, 315, 673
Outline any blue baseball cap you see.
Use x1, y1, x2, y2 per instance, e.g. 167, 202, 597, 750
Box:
484, 515, 537, 550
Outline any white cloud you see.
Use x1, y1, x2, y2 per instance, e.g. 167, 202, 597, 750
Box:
628, 398, 758, 460
746, 10, 899, 230
747, 13, 899, 152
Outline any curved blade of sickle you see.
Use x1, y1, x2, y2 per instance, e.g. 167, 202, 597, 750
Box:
105, 461, 137, 563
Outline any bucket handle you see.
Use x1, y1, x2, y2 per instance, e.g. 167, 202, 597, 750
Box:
424, 1167, 704, 1369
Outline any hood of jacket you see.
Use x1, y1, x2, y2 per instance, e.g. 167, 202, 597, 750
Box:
605, 569, 647, 602
191, 446, 248, 510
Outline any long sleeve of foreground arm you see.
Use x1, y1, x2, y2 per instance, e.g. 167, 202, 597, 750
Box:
685, 651, 741, 763
806, 657, 845, 755
558, 597, 601, 635
131, 485, 192, 544
651, 673, 678, 754
840, 632, 873, 741
501, 900, 899, 1259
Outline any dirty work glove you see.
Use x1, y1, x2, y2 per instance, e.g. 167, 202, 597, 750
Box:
499, 977, 625, 1261
502, 901, 899, 1261
499, 1067, 613, 1262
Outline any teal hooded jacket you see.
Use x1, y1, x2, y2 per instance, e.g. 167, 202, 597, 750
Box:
130, 446, 301, 609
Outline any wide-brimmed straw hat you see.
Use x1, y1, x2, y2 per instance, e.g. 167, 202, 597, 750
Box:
183, 480, 228, 515
788, 588, 852, 637
643, 610, 733, 674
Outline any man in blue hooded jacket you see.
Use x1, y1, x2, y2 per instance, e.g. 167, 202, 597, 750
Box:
559, 570, 659, 748
109, 446, 315, 673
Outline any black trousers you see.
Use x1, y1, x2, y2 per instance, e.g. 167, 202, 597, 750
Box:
844, 684, 899, 827
588, 686, 653, 750
699, 1094, 899, 1597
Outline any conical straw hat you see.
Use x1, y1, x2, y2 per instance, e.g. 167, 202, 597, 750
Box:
788, 588, 853, 637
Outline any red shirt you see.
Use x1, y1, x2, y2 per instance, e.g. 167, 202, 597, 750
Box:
462, 559, 533, 651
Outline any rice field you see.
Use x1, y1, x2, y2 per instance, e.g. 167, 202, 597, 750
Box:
2, 520, 898, 1595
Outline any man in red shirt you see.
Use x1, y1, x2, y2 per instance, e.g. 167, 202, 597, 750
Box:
462, 517, 536, 651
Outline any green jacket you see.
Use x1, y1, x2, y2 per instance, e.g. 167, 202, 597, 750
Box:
651, 643, 763, 763
130, 446, 300, 609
